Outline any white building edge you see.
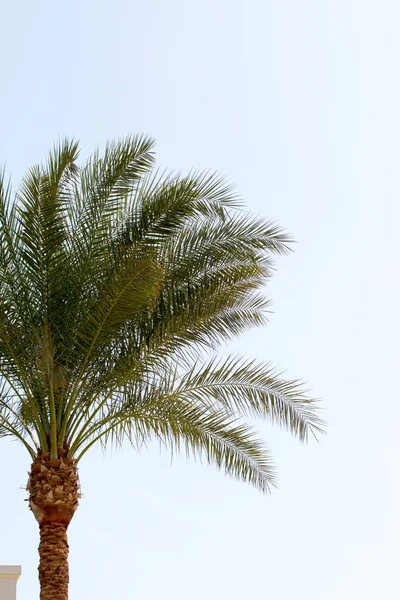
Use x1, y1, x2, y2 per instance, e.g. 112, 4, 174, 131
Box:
0, 566, 21, 600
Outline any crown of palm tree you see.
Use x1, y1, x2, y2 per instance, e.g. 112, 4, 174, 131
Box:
0, 135, 323, 493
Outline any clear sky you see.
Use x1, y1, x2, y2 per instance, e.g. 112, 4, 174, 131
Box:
0, 1, 399, 598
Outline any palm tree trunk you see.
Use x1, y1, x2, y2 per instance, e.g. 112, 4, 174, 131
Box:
27, 452, 80, 600
38, 521, 70, 600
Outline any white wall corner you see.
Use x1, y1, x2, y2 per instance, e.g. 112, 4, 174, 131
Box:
0, 566, 21, 600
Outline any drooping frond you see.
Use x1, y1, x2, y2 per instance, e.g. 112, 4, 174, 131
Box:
65, 354, 322, 493
73, 392, 277, 493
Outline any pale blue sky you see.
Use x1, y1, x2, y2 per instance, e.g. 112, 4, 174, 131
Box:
1, 1, 399, 598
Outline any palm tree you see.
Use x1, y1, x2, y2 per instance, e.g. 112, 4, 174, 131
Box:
0, 136, 322, 600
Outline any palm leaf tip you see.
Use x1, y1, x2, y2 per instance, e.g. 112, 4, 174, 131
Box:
176, 357, 325, 442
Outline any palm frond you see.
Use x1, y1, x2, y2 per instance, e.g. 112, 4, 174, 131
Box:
75, 398, 276, 493
16, 139, 80, 315
70, 134, 155, 268
177, 357, 324, 441
0, 378, 36, 457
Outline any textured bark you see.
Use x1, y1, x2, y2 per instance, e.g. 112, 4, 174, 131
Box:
27, 451, 81, 600
38, 521, 69, 600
